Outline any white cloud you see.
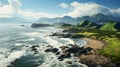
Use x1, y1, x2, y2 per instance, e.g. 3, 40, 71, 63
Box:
0, 0, 22, 16
0, 0, 120, 20
62, 2, 120, 18
112, 8, 120, 13
0, 0, 58, 20
19, 10, 59, 20
0, 5, 13, 15
8, 0, 22, 13
64, 2, 111, 17
59, 3, 69, 9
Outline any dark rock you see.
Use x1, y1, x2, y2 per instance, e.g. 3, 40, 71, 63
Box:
71, 35, 85, 38
31, 45, 38, 51
65, 61, 72, 64
65, 45, 84, 54
36, 45, 40, 47
21, 25, 25, 26
58, 52, 71, 61
59, 58, 64, 61
31, 46, 36, 48
62, 33, 71, 38
62, 45, 93, 57
86, 47, 93, 52
60, 46, 69, 50
80, 49, 89, 55
34, 51, 39, 54
26, 46, 29, 47
44, 48, 58, 53
31, 48, 37, 51
55, 52, 60, 55
68, 44, 74, 46
46, 45, 53, 48
62, 30, 69, 32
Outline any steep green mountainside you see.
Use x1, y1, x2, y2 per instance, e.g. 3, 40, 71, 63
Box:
100, 22, 120, 31
77, 20, 100, 28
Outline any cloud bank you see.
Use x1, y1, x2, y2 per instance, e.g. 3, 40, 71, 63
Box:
0, 0, 58, 20
0, 0, 120, 20
64, 2, 120, 18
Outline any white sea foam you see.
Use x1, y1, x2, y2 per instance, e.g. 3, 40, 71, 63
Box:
24, 32, 40, 36
15, 43, 22, 46
60, 38, 75, 44
17, 38, 35, 42
0, 50, 25, 67
0, 25, 88, 67
38, 52, 87, 67
44, 36, 59, 47
27, 38, 35, 41
36, 35, 87, 67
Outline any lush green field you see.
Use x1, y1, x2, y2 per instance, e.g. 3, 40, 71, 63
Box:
100, 22, 118, 31
99, 38, 120, 64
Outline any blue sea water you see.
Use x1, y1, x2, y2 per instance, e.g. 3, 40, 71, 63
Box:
0, 24, 87, 67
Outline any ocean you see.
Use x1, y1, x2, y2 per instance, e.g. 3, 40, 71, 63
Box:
0, 24, 87, 67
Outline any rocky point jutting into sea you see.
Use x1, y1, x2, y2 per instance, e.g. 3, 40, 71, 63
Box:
48, 30, 115, 67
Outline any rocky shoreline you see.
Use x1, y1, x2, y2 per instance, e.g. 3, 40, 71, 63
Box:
47, 32, 115, 67
25, 31, 115, 67
79, 38, 115, 67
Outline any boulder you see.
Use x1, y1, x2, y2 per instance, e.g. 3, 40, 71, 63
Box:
21, 25, 25, 26
55, 52, 60, 55
60, 46, 69, 50
65, 61, 72, 64
58, 52, 71, 61
45, 48, 58, 53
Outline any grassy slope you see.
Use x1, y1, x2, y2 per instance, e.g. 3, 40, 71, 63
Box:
99, 38, 120, 64
100, 22, 117, 31
77, 20, 97, 29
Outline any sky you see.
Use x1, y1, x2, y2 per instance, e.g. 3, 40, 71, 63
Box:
0, 0, 120, 20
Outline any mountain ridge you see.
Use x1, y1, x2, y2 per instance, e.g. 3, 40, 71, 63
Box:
37, 13, 120, 24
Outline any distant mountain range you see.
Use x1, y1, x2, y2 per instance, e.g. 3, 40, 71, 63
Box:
37, 16, 76, 24
0, 13, 120, 24
37, 13, 120, 24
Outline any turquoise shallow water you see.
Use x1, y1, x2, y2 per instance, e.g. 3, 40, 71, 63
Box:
0, 24, 87, 67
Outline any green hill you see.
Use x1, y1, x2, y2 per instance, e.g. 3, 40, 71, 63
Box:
100, 22, 120, 31
77, 20, 99, 29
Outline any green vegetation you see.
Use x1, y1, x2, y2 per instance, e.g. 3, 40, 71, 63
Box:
58, 20, 120, 65
77, 20, 98, 29
99, 38, 120, 63
100, 22, 118, 31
